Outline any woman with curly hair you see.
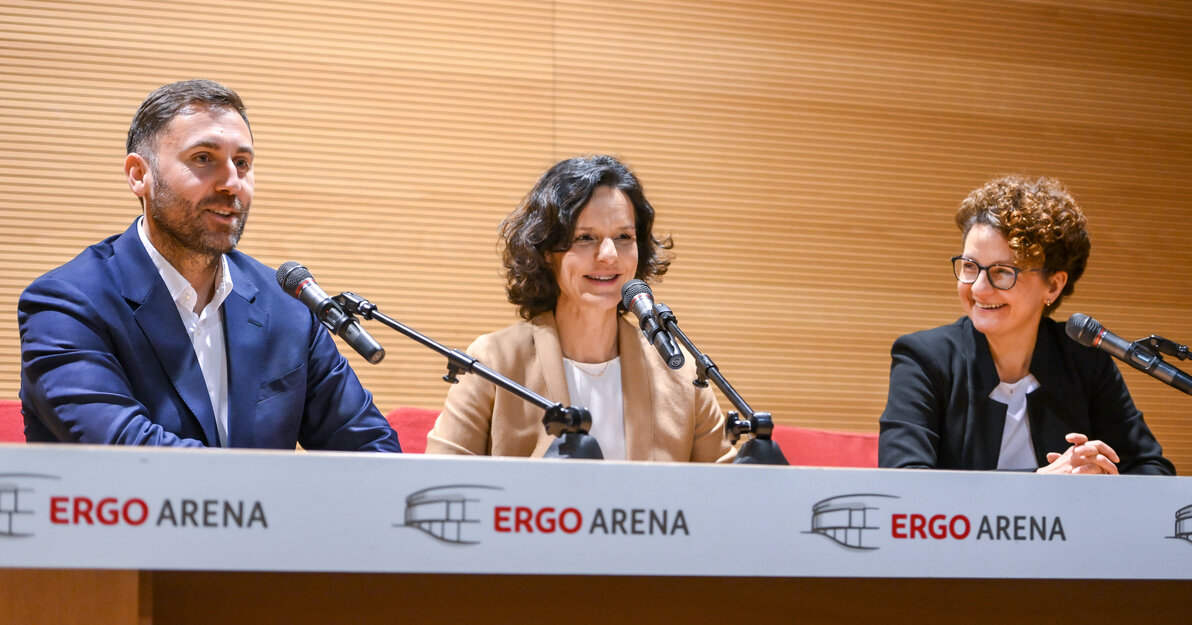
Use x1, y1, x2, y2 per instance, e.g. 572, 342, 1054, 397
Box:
426, 155, 734, 461
879, 176, 1173, 474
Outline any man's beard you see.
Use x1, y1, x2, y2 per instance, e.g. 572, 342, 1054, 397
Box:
146, 174, 249, 258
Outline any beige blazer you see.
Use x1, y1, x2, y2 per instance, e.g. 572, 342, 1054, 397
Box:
426, 312, 736, 462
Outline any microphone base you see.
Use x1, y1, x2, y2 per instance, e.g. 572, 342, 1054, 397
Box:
543, 432, 605, 460
732, 438, 790, 465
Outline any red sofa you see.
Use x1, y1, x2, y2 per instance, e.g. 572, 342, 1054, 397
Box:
3, 401, 878, 467
0, 400, 21, 443
385, 406, 877, 467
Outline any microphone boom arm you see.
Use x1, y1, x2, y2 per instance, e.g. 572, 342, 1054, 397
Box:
654, 304, 758, 428
1122, 336, 1192, 395
334, 292, 593, 439
1144, 335, 1190, 361
654, 304, 787, 465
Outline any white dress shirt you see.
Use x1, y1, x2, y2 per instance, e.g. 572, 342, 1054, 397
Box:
562, 357, 626, 460
991, 373, 1041, 470
137, 217, 233, 446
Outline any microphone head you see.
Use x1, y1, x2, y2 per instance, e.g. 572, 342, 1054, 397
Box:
276, 261, 312, 294
1065, 313, 1103, 347
621, 279, 652, 310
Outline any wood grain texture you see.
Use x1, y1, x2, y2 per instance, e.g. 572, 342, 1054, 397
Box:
0, 569, 146, 625
148, 571, 1192, 625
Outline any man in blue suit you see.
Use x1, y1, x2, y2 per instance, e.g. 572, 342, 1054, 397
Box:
18, 79, 400, 451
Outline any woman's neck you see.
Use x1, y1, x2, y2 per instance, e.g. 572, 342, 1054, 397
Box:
985, 328, 1038, 383
554, 301, 619, 363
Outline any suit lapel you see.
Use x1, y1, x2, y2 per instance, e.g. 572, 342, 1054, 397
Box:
114, 221, 219, 446
968, 323, 1005, 470
529, 313, 569, 456
530, 312, 570, 405
1025, 320, 1069, 465
222, 257, 265, 448
618, 314, 653, 461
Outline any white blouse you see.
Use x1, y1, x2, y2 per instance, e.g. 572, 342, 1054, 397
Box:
562, 357, 625, 460
990, 374, 1041, 470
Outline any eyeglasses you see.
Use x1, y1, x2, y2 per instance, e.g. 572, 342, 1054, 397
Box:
951, 256, 1045, 290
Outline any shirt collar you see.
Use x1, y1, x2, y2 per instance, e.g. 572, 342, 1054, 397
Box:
137, 216, 233, 313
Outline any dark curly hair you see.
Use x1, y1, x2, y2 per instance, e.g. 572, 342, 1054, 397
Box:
955, 175, 1091, 315
500, 155, 674, 320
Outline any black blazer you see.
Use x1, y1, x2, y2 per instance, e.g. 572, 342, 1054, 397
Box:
878, 316, 1174, 475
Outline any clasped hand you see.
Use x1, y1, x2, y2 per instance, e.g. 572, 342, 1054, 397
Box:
1037, 432, 1120, 475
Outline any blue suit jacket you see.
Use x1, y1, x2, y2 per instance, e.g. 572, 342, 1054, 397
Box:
18, 220, 400, 451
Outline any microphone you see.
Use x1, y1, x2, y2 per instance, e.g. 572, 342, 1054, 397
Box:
1066, 313, 1192, 395
620, 279, 684, 370
276, 262, 385, 364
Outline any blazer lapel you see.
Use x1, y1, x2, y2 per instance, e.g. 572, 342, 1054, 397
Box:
529, 313, 570, 456
968, 323, 1006, 470
530, 312, 570, 404
114, 221, 219, 446
618, 314, 654, 461
222, 257, 265, 448
1025, 320, 1071, 465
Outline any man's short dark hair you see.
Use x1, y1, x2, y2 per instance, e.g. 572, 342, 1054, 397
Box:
126, 79, 250, 157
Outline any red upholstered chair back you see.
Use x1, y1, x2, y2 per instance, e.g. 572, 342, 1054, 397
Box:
383, 405, 877, 467
0, 400, 24, 443
771, 424, 878, 467
384, 406, 440, 454
1, 401, 877, 463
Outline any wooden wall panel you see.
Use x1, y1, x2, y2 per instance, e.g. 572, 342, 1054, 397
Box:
0, 0, 552, 421
0, 0, 1188, 472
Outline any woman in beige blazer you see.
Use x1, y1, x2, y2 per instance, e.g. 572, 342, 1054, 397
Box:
426, 155, 734, 462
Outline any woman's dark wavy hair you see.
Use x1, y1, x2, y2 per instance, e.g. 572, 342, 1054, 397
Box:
500, 155, 674, 320
955, 175, 1091, 316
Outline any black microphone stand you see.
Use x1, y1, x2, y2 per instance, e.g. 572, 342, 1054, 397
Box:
1136, 335, 1192, 396
334, 292, 603, 459
653, 303, 789, 465
1144, 335, 1190, 362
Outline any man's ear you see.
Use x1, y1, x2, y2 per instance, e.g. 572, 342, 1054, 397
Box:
125, 152, 151, 200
